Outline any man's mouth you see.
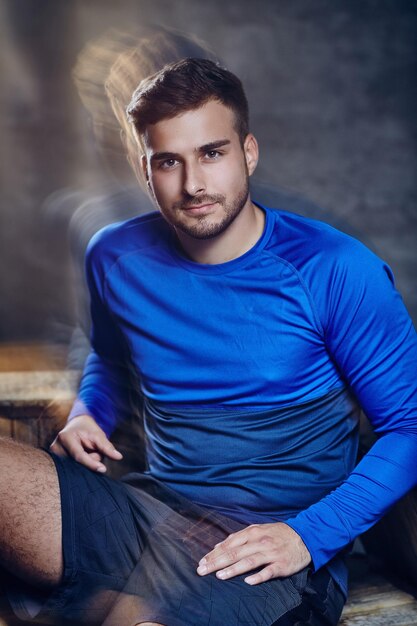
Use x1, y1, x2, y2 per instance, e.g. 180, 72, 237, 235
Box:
182, 202, 217, 211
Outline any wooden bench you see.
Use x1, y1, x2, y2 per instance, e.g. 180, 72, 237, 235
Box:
0, 369, 79, 446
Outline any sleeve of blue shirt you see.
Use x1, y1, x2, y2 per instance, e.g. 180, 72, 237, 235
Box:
286, 239, 417, 570
68, 231, 133, 437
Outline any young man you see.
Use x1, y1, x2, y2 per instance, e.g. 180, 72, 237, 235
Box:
2, 58, 417, 626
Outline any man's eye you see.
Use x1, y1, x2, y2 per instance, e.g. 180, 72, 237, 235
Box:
205, 150, 221, 159
160, 159, 178, 169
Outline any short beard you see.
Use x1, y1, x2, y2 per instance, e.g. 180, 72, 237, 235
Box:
167, 178, 250, 240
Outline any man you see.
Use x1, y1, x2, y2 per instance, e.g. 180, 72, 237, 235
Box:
1, 58, 417, 626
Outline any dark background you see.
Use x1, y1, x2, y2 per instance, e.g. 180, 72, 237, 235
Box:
1, 0, 416, 345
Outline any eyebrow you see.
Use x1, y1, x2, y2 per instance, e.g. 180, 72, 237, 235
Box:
150, 139, 231, 163
199, 139, 231, 153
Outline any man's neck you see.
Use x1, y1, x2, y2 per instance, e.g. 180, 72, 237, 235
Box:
175, 201, 265, 265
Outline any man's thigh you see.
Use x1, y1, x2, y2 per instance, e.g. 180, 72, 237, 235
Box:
0, 438, 62, 587
6, 454, 183, 624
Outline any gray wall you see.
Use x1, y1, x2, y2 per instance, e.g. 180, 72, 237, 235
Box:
0, 0, 416, 342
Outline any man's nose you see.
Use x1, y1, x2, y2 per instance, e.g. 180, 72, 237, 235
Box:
183, 162, 206, 196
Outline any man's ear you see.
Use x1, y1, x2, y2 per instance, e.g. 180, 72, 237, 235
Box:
243, 133, 259, 176
140, 154, 154, 194
141, 154, 149, 184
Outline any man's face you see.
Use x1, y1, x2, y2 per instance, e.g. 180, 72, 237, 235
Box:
142, 100, 258, 240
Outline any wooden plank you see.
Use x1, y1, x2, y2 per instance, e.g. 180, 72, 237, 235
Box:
0, 342, 68, 372
340, 603, 417, 625
0, 370, 80, 407
0, 369, 78, 445
11, 418, 39, 446
38, 400, 71, 447
343, 584, 415, 615
0, 415, 12, 438
341, 571, 417, 625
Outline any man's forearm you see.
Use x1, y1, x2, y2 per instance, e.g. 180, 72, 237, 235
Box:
285, 429, 417, 570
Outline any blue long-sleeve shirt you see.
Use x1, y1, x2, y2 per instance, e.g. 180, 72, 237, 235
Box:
70, 204, 417, 596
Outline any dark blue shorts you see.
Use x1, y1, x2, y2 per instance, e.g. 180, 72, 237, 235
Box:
8, 452, 345, 625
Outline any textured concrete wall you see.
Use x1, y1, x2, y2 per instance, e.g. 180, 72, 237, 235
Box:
0, 0, 416, 341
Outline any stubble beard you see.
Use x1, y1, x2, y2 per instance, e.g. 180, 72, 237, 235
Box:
163, 178, 250, 241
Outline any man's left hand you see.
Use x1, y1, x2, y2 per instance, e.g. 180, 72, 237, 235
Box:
196, 522, 311, 585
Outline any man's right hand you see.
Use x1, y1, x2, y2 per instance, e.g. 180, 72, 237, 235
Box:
50, 414, 123, 473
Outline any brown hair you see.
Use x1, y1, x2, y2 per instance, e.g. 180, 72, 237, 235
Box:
126, 57, 249, 146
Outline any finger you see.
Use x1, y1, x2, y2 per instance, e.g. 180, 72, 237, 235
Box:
200, 528, 251, 563
202, 551, 268, 580
49, 438, 68, 457
197, 540, 269, 576
89, 451, 103, 463
244, 564, 278, 586
86, 434, 123, 461
243, 544, 311, 583
63, 437, 108, 473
